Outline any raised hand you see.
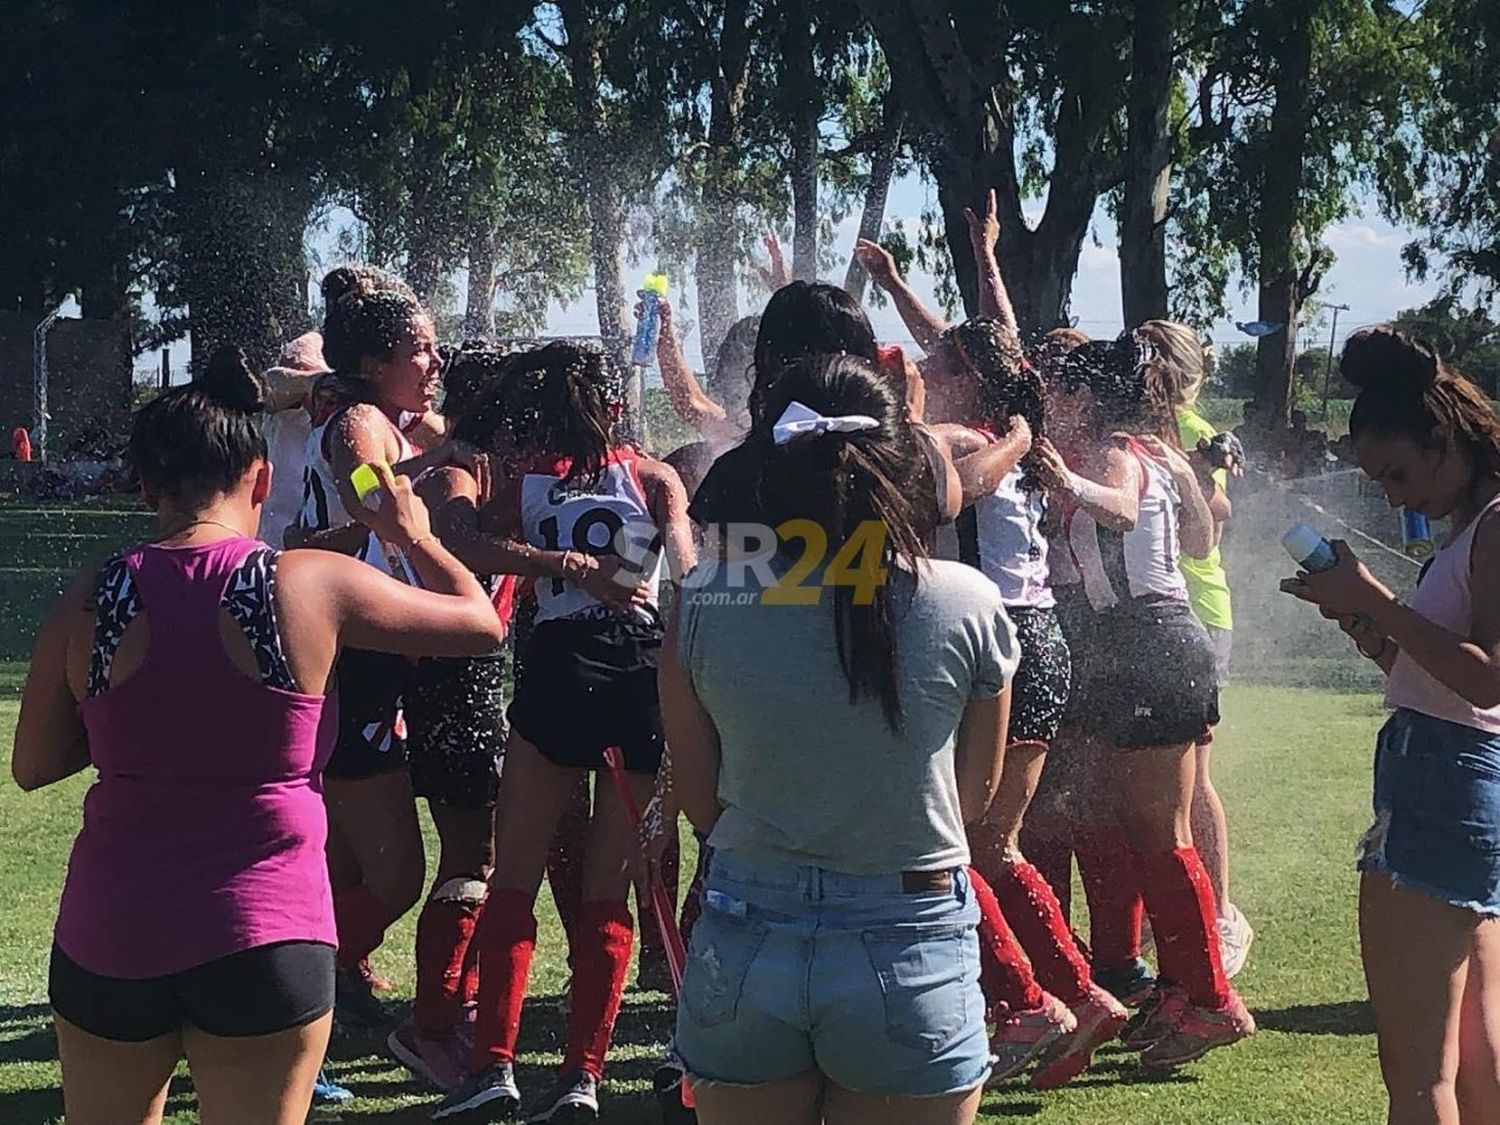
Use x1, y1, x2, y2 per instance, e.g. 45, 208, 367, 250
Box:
964, 188, 1000, 250
852, 238, 899, 287
755, 232, 791, 289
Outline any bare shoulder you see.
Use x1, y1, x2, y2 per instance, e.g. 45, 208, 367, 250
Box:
416, 464, 476, 503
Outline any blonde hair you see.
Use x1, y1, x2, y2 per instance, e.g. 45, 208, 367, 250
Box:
1138, 319, 1207, 408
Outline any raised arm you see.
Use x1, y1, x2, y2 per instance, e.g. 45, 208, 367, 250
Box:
965, 190, 1019, 338
852, 238, 951, 354
652, 298, 729, 436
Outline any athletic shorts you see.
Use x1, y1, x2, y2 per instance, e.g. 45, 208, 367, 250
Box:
49, 940, 334, 1042
1051, 585, 1098, 726
1075, 599, 1220, 749
406, 653, 506, 809
507, 614, 664, 773
1007, 606, 1072, 747
676, 852, 989, 1096
326, 648, 408, 780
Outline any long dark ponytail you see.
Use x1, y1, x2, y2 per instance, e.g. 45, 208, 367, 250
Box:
745, 353, 933, 730
493, 342, 617, 484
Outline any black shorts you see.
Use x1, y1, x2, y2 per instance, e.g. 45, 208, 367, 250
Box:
507, 614, 664, 773
1008, 605, 1072, 747
1075, 599, 1221, 749
1052, 584, 1098, 726
49, 940, 334, 1042
326, 648, 408, 780
406, 653, 507, 809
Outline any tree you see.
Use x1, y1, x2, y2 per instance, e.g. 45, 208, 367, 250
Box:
1118, 0, 1181, 326
1404, 0, 1500, 300
860, 1, 1132, 335
1394, 297, 1500, 396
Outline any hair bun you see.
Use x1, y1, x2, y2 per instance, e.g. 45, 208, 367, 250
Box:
320, 266, 370, 309
199, 346, 266, 413
1339, 325, 1440, 395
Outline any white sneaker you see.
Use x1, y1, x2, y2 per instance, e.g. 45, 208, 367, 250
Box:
1215, 902, 1254, 979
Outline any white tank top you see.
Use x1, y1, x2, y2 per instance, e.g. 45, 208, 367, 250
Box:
519, 449, 662, 624
965, 468, 1053, 608
1386, 494, 1500, 733
1066, 440, 1188, 612
295, 406, 415, 578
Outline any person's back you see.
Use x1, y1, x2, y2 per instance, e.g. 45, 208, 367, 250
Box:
680, 558, 1011, 875
58, 536, 335, 980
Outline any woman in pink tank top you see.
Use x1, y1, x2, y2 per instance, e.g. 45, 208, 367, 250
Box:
1281, 326, 1500, 1123
12, 348, 504, 1125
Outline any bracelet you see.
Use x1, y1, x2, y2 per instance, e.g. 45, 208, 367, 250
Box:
1357, 637, 1392, 661
405, 535, 438, 552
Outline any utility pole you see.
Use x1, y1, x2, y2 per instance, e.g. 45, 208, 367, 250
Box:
1320, 303, 1350, 419
33, 304, 63, 461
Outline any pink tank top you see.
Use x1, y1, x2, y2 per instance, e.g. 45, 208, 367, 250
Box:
1386, 494, 1500, 734
54, 537, 338, 979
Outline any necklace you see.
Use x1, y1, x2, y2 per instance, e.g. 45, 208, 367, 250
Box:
160, 518, 246, 543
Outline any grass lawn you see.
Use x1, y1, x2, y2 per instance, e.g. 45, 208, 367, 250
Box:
0, 668, 1389, 1124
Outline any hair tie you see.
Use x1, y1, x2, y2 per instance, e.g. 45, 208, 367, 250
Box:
772, 401, 880, 445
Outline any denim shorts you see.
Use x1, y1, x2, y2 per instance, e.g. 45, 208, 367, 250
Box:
1358, 708, 1500, 914
674, 851, 990, 1097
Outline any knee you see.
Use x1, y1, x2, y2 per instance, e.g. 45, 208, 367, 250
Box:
370, 851, 426, 919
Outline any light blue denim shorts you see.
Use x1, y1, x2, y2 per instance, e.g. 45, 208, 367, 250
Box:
673, 850, 990, 1096
1359, 707, 1500, 914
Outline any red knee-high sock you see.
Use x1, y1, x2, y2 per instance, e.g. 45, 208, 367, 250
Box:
414, 885, 484, 1032
1075, 825, 1144, 973
991, 860, 1093, 1004
679, 846, 707, 946
460, 932, 481, 1008
546, 781, 591, 951
334, 883, 392, 971
562, 900, 635, 1079
470, 889, 537, 1071
1139, 847, 1229, 1010
1018, 828, 1075, 920
970, 866, 1045, 1016
638, 832, 681, 958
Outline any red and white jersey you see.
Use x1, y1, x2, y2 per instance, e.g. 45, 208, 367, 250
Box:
518, 448, 662, 624
1064, 437, 1189, 612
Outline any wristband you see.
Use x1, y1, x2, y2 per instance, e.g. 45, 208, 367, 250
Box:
405, 535, 438, 552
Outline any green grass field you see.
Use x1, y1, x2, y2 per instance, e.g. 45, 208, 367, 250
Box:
0, 665, 1389, 1123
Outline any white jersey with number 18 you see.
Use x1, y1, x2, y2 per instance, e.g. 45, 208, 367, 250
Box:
519, 449, 662, 624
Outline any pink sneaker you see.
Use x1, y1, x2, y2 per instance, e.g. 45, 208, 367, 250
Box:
987, 993, 1077, 1085
1031, 984, 1130, 1090
387, 1016, 468, 1092
1141, 990, 1256, 1068
359, 957, 395, 993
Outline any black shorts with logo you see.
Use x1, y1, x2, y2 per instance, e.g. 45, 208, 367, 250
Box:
1076, 598, 1221, 749
507, 613, 664, 774
325, 648, 408, 780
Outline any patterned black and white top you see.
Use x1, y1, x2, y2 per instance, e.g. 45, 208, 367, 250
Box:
88, 547, 297, 697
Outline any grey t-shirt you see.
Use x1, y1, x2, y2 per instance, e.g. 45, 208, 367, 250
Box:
677, 558, 1018, 874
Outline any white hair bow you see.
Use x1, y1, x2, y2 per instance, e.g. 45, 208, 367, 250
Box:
771, 400, 880, 446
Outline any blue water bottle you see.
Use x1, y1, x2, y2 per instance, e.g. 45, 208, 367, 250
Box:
631, 273, 670, 367
1401, 508, 1435, 560
1281, 522, 1338, 573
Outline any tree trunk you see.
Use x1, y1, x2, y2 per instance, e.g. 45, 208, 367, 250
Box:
560, 0, 628, 346
861, 0, 1117, 336
786, 0, 818, 282
696, 0, 753, 363
843, 95, 904, 302
464, 229, 498, 339
1254, 4, 1314, 427
1119, 0, 1177, 328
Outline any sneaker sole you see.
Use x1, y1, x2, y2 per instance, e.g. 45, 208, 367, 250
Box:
386, 1029, 455, 1091
1031, 1006, 1129, 1090
987, 1021, 1069, 1086
432, 1086, 521, 1121
529, 1102, 598, 1123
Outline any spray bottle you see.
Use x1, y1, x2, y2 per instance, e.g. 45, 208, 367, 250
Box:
350, 462, 421, 587
1281, 522, 1339, 574
631, 273, 670, 367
